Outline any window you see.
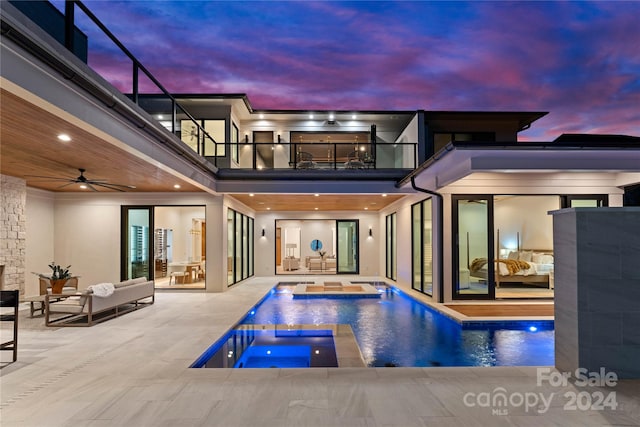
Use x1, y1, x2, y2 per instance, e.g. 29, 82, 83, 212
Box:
560, 195, 608, 208
204, 120, 225, 156
180, 119, 226, 156
232, 123, 239, 164
385, 213, 397, 281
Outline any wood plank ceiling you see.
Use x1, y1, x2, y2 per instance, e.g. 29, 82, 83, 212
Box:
0, 89, 203, 192
1, 88, 409, 211
230, 193, 404, 211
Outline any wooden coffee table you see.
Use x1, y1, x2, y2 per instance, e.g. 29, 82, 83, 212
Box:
24, 292, 77, 317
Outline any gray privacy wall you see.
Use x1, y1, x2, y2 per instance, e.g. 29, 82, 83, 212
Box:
551, 207, 640, 379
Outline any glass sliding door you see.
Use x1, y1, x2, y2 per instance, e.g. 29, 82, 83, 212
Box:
248, 217, 254, 277
411, 199, 433, 296
227, 208, 254, 286
242, 215, 249, 279
452, 196, 494, 299
337, 220, 358, 274
227, 210, 234, 285
235, 211, 242, 283
412, 203, 422, 292
121, 206, 153, 281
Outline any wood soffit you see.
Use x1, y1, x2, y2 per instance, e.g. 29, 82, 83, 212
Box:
1, 89, 407, 210
0, 88, 203, 193
230, 193, 404, 211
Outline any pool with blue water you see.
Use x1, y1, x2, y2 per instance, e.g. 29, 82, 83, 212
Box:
193, 283, 554, 368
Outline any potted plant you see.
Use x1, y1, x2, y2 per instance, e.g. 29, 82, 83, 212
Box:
44, 262, 72, 294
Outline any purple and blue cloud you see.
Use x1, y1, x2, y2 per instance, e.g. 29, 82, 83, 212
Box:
59, 1, 640, 140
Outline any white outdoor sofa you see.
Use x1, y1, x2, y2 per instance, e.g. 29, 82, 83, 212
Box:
45, 277, 154, 327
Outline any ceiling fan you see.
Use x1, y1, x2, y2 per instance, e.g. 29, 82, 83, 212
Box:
25, 168, 136, 192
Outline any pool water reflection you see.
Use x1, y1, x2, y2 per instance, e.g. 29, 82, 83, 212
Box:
194, 283, 554, 368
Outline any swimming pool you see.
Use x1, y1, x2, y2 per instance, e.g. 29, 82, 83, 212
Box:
193, 283, 554, 368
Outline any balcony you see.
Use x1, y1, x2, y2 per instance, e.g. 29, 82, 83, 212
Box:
205, 142, 416, 171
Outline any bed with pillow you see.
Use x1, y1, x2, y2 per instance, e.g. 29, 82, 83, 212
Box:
469, 250, 554, 288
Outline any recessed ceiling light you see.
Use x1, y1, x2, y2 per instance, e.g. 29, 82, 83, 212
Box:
173, 184, 181, 189
315, 207, 318, 210
157, 115, 164, 120
364, 207, 369, 210
259, 114, 264, 119
382, 194, 387, 197
79, 184, 87, 189
266, 207, 271, 210
57, 134, 71, 142
352, 115, 356, 120
309, 114, 314, 119
314, 193, 319, 197
329, 114, 335, 120
249, 193, 254, 197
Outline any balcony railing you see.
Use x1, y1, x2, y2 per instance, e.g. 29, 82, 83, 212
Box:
28, 2, 416, 172
44, 1, 219, 159
215, 142, 417, 170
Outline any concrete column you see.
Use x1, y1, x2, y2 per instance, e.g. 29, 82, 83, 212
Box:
551, 207, 640, 379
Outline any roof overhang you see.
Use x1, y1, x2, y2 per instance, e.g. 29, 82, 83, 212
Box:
398, 142, 640, 190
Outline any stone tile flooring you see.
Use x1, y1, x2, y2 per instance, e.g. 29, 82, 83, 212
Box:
1, 276, 639, 426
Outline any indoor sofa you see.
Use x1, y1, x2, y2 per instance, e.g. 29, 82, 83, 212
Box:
45, 277, 154, 327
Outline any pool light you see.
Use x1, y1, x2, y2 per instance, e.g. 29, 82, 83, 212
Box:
528, 326, 538, 332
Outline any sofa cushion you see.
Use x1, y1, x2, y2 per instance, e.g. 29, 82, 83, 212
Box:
114, 277, 148, 288
48, 296, 86, 314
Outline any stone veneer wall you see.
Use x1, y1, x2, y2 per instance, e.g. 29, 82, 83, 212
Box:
0, 175, 26, 294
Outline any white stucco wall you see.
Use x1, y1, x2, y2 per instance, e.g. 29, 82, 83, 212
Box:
26, 191, 222, 292
24, 188, 54, 296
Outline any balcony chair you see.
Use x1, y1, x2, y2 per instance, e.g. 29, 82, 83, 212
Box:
344, 151, 366, 169
296, 152, 317, 169
1, 290, 19, 362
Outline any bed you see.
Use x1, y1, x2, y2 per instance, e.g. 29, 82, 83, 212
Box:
469, 250, 554, 288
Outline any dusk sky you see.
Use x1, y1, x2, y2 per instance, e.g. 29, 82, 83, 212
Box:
58, 1, 640, 140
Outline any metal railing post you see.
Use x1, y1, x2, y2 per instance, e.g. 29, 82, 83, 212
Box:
64, 1, 75, 53
171, 99, 176, 134
132, 63, 139, 104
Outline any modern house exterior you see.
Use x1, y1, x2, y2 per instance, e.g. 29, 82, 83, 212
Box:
2, 0, 639, 308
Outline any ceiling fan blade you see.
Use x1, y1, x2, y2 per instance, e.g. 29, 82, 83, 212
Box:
24, 173, 73, 179
25, 169, 135, 191
92, 181, 136, 189
55, 182, 78, 189
91, 182, 127, 192
26, 176, 76, 182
